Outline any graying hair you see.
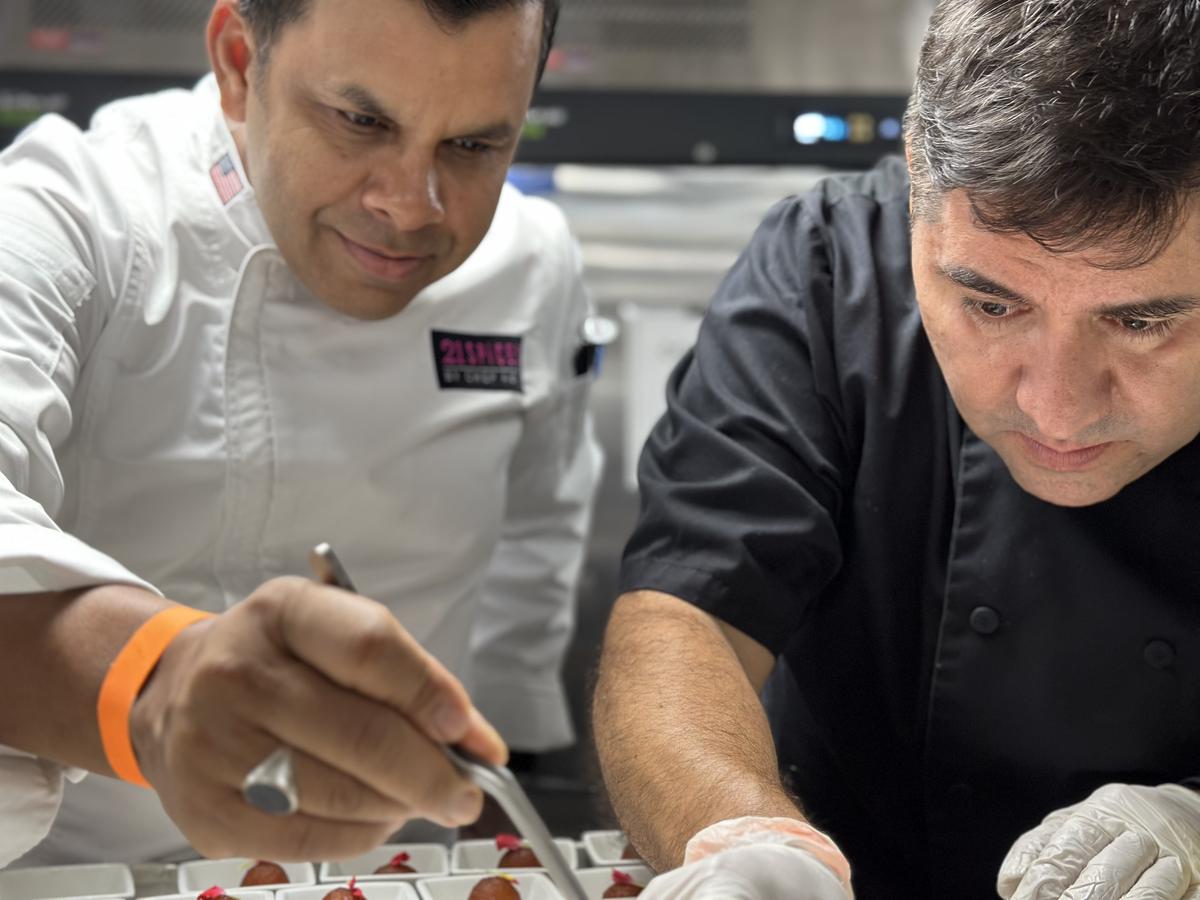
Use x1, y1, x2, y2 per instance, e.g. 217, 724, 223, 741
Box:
905, 0, 1200, 267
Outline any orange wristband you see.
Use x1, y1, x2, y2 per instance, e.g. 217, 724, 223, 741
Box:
97, 605, 215, 788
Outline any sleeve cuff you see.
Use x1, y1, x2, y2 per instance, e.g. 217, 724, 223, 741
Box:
0, 746, 68, 868
470, 672, 576, 753
0, 524, 158, 596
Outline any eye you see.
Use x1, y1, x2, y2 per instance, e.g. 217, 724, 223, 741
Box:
338, 110, 384, 131
961, 297, 1019, 325
451, 138, 494, 155
1115, 316, 1175, 340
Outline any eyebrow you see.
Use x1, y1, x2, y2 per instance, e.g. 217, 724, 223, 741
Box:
334, 84, 391, 120
939, 264, 1200, 319
332, 83, 517, 141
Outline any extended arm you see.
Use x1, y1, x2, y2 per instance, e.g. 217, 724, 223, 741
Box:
0, 584, 172, 776
0, 577, 508, 861
593, 589, 800, 871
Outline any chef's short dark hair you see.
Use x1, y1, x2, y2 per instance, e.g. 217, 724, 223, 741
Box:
237, 0, 560, 82
905, 0, 1200, 267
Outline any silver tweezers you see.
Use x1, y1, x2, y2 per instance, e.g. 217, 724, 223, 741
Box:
310, 543, 590, 900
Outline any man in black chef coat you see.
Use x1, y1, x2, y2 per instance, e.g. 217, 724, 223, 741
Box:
594, 1, 1200, 898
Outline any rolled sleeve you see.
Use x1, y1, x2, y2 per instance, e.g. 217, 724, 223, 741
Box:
0, 116, 156, 598
619, 198, 849, 657
0, 747, 76, 869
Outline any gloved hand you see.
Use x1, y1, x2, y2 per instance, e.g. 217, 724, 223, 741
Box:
997, 783, 1200, 900
639, 816, 854, 900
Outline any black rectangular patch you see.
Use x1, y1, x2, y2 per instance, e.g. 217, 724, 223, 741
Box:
431, 329, 523, 392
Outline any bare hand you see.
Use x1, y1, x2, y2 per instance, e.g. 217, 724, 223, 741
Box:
129, 576, 506, 860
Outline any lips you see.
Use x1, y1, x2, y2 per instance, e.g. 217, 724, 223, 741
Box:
338, 232, 431, 282
1017, 433, 1113, 472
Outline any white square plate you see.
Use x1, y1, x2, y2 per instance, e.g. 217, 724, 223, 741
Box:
319, 845, 449, 883
178, 861, 315, 893
276, 883, 417, 900
573, 866, 655, 899
143, 891, 274, 900
414, 873, 564, 900
450, 840, 577, 874
579, 833, 639, 868
0, 863, 134, 900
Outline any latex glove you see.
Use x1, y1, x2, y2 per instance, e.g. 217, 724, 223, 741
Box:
640, 816, 854, 900
997, 784, 1200, 900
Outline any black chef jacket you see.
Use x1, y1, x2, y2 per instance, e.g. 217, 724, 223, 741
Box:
619, 157, 1200, 899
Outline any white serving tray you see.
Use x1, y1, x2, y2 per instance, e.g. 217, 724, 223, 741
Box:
319, 844, 449, 883
449, 840, 577, 874
143, 891, 274, 900
579, 833, 639, 868
573, 865, 655, 899
414, 872, 564, 900
177, 861, 315, 893
0, 863, 134, 900
276, 882, 417, 900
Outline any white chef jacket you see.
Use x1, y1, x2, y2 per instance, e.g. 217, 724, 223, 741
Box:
0, 750, 86, 869
0, 75, 601, 864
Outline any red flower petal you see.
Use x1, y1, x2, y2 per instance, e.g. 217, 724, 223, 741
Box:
495, 834, 523, 852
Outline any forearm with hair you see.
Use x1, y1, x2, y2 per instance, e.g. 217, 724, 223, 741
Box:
0, 584, 175, 773
593, 590, 805, 872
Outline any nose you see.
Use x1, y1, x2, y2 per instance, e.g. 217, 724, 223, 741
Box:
1014, 329, 1112, 444
361, 149, 446, 230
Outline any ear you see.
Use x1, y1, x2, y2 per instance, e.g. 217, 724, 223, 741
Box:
207, 0, 257, 125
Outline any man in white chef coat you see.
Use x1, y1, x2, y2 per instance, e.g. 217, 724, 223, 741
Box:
0, 0, 600, 867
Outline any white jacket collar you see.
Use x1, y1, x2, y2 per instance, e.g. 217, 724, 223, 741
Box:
196, 73, 276, 253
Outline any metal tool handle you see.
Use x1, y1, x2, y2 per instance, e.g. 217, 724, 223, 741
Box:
309, 544, 590, 900
310, 542, 357, 591
443, 745, 589, 900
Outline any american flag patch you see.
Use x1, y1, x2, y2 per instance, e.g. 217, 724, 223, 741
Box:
209, 153, 244, 205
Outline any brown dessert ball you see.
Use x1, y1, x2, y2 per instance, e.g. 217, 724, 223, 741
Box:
602, 885, 643, 898
373, 852, 416, 875
603, 870, 644, 897
322, 876, 364, 900
620, 842, 640, 860
467, 875, 520, 900
240, 862, 288, 886
497, 847, 541, 868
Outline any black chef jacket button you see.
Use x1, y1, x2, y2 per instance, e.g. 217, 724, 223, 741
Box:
1143, 639, 1176, 670
969, 606, 1001, 636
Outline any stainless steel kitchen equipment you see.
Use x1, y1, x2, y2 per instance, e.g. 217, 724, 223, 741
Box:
1, 0, 934, 162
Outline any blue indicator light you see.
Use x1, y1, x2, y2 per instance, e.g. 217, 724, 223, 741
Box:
879, 117, 902, 141
822, 116, 849, 142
